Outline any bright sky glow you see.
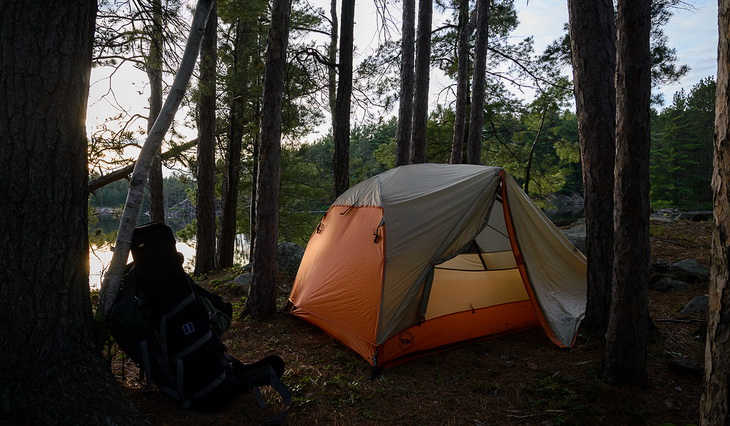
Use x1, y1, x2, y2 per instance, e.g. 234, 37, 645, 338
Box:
86, 0, 719, 143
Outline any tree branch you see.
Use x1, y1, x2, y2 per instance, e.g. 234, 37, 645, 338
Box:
88, 138, 198, 192
96, 0, 214, 324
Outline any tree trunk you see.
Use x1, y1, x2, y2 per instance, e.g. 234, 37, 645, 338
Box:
567, 0, 616, 337
250, 120, 260, 261
328, 0, 338, 128
395, 0, 415, 167
601, 0, 651, 386
97, 0, 215, 322
523, 104, 548, 195
409, 0, 432, 164
147, 0, 166, 224
195, 2, 218, 275
700, 1, 730, 422
0, 1, 143, 422
247, 0, 291, 319
218, 19, 246, 269
333, 0, 355, 196
466, 0, 489, 165
450, 0, 470, 165
149, 159, 166, 222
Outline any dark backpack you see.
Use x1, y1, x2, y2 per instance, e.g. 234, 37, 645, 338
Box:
108, 223, 291, 421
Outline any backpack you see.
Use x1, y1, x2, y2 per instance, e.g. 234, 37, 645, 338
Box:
108, 222, 291, 421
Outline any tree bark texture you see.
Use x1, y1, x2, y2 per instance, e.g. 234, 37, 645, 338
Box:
601, 0, 651, 386
409, 0, 432, 164
700, 1, 730, 422
450, 0, 470, 165
97, 0, 215, 321
218, 18, 246, 269
250, 123, 260, 261
333, 0, 355, 196
567, 0, 616, 335
395, 0, 415, 167
248, 0, 291, 319
466, 0, 489, 165
328, 0, 339, 128
0, 1, 142, 422
147, 0, 166, 224
149, 159, 166, 222
195, 2, 218, 275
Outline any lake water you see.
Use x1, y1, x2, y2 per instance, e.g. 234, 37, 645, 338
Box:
89, 215, 249, 289
89, 203, 582, 289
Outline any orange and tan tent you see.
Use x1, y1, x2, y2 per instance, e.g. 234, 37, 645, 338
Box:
289, 164, 586, 368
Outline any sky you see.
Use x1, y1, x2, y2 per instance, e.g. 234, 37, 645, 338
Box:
86, 0, 720, 142
512, 0, 717, 104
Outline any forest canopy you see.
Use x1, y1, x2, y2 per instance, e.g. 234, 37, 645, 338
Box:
87, 0, 712, 247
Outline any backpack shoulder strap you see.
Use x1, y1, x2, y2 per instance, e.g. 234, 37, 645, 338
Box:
253, 365, 292, 425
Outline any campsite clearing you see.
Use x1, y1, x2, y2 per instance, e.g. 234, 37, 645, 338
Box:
113, 218, 710, 425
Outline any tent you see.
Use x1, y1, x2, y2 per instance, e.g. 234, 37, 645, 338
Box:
289, 164, 586, 368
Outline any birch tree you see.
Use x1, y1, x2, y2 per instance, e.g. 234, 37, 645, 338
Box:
97, 0, 216, 322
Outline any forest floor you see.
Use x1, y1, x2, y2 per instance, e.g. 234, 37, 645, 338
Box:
112, 219, 712, 425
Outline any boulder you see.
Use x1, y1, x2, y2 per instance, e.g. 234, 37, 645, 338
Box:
668, 259, 710, 283
232, 272, 252, 296
277, 241, 305, 277
232, 241, 304, 293
651, 276, 691, 292
652, 258, 671, 274
673, 211, 712, 222
561, 218, 586, 254
680, 295, 709, 314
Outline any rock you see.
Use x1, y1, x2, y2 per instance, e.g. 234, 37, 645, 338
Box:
673, 211, 712, 222
561, 218, 586, 254
668, 259, 710, 283
652, 258, 671, 274
668, 356, 702, 379
232, 272, 252, 295
651, 276, 691, 292
234, 242, 304, 293
277, 241, 304, 277
680, 295, 709, 314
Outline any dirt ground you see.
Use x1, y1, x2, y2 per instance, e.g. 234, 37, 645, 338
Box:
113, 219, 712, 425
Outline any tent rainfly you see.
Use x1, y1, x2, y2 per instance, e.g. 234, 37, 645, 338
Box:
289, 164, 586, 368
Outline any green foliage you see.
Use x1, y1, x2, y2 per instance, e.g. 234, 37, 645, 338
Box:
650, 77, 715, 209
540, 0, 690, 103
302, 119, 396, 192
278, 144, 332, 244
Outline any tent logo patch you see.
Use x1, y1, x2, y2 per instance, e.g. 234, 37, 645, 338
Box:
398, 331, 414, 347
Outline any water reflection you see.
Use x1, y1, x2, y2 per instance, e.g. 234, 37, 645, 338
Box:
542, 204, 584, 225
89, 215, 249, 290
